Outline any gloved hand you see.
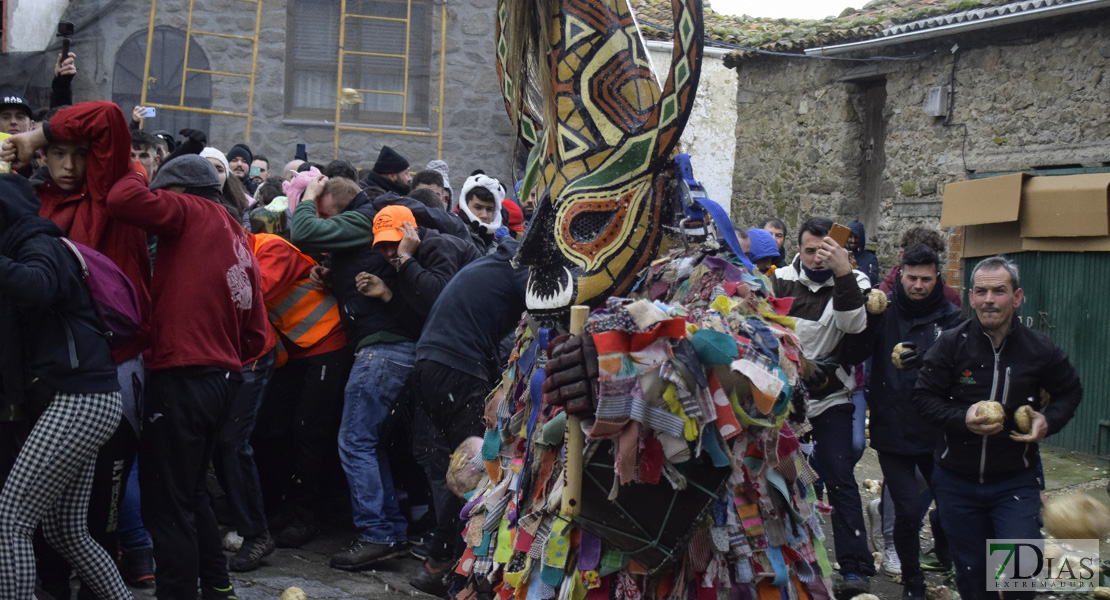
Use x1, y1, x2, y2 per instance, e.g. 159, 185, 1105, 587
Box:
542, 333, 599, 415
179, 128, 207, 147
891, 341, 921, 370
801, 355, 844, 400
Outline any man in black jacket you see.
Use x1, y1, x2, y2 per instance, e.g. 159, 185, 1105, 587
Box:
859, 245, 964, 600
407, 237, 527, 596
362, 146, 411, 196
912, 255, 1082, 600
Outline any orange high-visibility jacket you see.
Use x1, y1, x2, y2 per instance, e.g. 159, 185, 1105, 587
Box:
250, 233, 342, 349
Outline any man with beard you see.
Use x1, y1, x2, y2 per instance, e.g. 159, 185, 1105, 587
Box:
852, 244, 964, 600
226, 144, 258, 194
361, 146, 411, 196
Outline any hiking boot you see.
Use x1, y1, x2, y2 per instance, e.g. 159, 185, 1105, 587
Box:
200, 584, 239, 600
228, 531, 275, 572
330, 539, 409, 571
275, 516, 319, 548
410, 558, 454, 598
410, 539, 433, 561
834, 573, 870, 600
119, 547, 155, 587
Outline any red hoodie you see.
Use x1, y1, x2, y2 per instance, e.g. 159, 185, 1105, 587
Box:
106, 173, 269, 372
35, 101, 153, 362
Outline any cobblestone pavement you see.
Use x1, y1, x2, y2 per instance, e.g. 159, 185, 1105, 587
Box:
112, 445, 1107, 599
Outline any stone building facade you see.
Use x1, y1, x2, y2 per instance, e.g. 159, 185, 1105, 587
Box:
3, 0, 519, 184
725, 8, 1110, 273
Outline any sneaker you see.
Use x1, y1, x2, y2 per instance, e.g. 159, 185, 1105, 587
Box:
881, 546, 902, 576
228, 531, 275, 572
119, 547, 155, 587
834, 573, 870, 600
330, 539, 410, 571
275, 516, 319, 548
410, 558, 453, 598
200, 584, 239, 600
866, 498, 884, 553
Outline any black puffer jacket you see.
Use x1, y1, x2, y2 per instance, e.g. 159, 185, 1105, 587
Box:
0, 175, 118, 406
912, 316, 1082, 483
866, 284, 964, 456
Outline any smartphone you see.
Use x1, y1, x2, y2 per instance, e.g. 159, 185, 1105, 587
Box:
295, 143, 308, 161
249, 165, 262, 178
139, 107, 156, 118
829, 222, 852, 247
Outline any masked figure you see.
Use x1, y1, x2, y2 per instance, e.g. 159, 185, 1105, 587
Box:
497, 0, 704, 324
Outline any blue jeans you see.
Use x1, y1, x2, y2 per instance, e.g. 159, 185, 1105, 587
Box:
932, 465, 1042, 600
850, 388, 867, 464
338, 342, 414, 544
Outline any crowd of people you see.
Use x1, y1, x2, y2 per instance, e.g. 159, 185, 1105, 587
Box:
0, 52, 1085, 600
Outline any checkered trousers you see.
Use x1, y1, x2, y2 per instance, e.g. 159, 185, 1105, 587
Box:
0, 391, 133, 600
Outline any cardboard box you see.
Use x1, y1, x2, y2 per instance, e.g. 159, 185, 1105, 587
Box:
941, 173, 1110, 255
1020, 174, 1110, 237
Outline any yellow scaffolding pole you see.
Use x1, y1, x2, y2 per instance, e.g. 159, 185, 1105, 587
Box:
143, 0, 261, 140
332, 0, 446, 159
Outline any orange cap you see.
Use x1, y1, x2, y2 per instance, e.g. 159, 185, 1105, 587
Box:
372, 205, 417, 246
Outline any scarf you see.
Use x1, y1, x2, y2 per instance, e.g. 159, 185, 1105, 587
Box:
894, 269, 947, 318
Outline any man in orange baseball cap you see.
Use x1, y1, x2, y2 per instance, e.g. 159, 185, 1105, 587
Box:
357, 204, 479, 316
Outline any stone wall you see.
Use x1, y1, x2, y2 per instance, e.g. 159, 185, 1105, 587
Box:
647, 44, 739, 218
40, 0, 517, 185
728, 14, 1110, 274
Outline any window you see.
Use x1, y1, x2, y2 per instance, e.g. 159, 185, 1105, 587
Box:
285, 0, 431, 128
112, 27, 212, 135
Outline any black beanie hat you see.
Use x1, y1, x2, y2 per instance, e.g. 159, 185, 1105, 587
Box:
151, 155, 221, 194
373, 145, 409, 175
227, 143, 253, 164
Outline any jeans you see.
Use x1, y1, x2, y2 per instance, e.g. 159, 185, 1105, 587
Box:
931, 465, 1042, 600
214, 350, 275, 538
338, 342, 414, 544
809, 403, 875, 576
140, 367, 240, 600
850, 388, 867, 464
877, 452, 936, 592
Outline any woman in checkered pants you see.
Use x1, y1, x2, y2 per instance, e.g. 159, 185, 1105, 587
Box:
0, 175, 132, 599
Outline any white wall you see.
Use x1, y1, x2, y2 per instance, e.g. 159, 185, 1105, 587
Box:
8, 0, 71, 52
647, 41, 738, 218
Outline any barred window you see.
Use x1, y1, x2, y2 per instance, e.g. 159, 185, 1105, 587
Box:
285, 0, 431, 128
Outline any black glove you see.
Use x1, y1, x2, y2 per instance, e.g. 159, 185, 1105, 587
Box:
801, 355, 845, 400
892, 341, 921, 370
159, 129, 208, 171
542, 333, 599, 415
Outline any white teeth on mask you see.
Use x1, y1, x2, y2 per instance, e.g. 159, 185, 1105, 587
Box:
526, 267, 575, 310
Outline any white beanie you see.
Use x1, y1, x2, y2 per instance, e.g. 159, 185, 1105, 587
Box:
200, 147, 230, 179
458, 174, 504, 234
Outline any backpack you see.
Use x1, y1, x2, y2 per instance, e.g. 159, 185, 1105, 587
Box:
59, 238, 142, 350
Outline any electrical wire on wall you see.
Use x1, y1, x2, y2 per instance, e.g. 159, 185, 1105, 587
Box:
942, 44, 972, 176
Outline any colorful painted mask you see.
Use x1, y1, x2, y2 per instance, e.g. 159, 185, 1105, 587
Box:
497, 0, 704, 324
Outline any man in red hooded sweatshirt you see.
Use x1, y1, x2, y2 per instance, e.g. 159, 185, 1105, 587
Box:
108, 153, 269, 600
1, 100, 154, 597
